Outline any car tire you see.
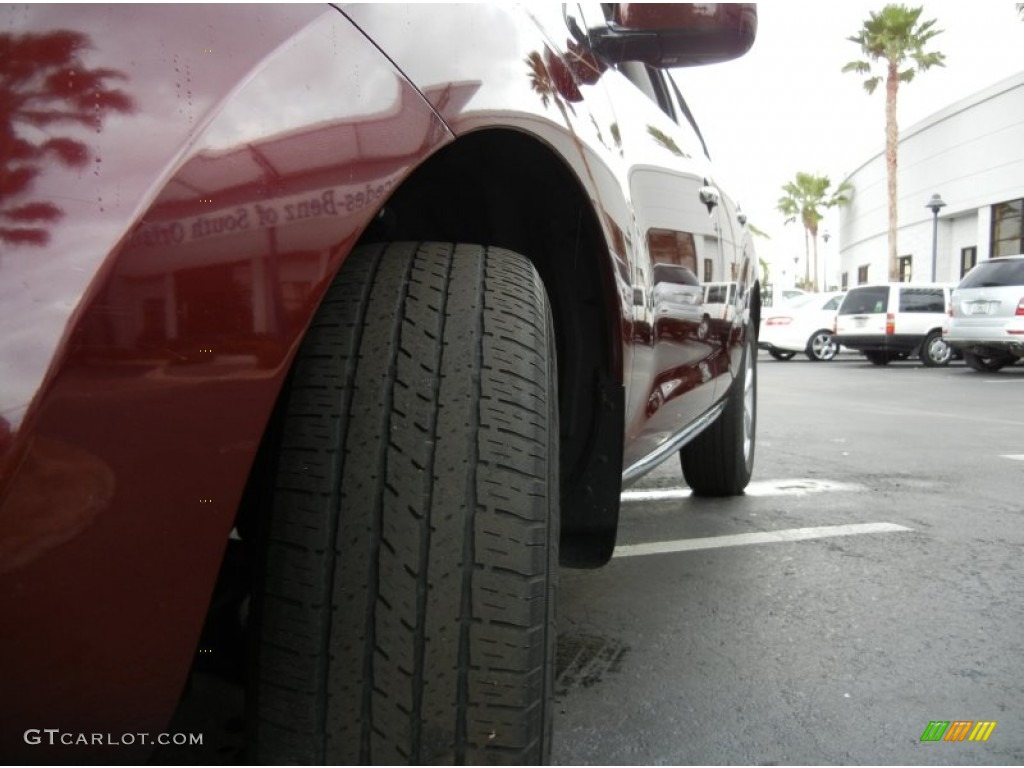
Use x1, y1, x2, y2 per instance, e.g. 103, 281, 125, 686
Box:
680, 329, 756, 496
805, 329, 838, 362
920, 330, 952, 367
963, 351, 1011, 373
768, 348, 796, 361
864, 351, 890, 366
249, 242, 559, 765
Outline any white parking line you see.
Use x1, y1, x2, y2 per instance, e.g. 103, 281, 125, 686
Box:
613, 523, 913, 559
621, 478, 863, 503
1001, 455, 1024, 461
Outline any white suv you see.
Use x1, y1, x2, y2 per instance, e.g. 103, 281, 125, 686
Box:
945, 255, 1024, 372
834, 283, 954, 366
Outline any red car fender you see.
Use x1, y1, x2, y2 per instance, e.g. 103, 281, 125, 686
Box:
0, 6, 452, 758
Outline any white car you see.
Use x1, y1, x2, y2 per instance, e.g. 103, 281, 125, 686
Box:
759, 291, 845, 361
945, 255, 1024, 372
776, 288, 808, 305
834, 282, 954, 366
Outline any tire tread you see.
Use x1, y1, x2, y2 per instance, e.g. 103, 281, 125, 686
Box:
251, 243, 556, 765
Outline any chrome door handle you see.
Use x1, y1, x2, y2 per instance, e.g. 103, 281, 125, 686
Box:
699, 184, 720, 214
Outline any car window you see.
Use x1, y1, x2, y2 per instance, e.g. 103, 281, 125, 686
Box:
785, 294, 818, 309
618, 61, 676, 122
958, 259, 1024, 288
653, 263, 699, 286
705, 285, 727, 303
666, 74, 711, 160
822, 295, 843, 311
840, 287, 888, 314
619, 65, 711, 165
899, 288, 945, 313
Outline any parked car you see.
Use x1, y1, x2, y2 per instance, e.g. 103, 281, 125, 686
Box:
777, 288, 809, 305
945, 255, 1024, 372
834, 283, 954, 366
0, 4, 758, 764
759, 291, 845, 361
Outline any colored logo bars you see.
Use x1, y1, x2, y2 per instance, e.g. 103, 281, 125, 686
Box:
921, 721, 997, 742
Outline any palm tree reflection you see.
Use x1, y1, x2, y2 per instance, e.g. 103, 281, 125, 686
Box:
0, 30, 133, 248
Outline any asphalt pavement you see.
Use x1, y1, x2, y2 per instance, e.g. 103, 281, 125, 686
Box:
552, 352, 1024, 765
152, 351, 1024, 765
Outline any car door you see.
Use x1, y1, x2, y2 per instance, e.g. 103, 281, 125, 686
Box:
706, 179, 754, 398
599, 58, 730, 470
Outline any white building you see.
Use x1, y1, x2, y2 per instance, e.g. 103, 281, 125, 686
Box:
839, 70, 1024, 287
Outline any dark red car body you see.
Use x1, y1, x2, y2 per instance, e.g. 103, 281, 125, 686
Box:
0, 4, 757, 761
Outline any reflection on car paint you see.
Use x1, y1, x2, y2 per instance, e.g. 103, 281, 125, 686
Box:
0, 6, 453, 751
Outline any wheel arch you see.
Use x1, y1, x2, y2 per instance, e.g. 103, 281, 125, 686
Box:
377, 129, 625, 566
236, 128, 627, 568
806, 326, 835, 345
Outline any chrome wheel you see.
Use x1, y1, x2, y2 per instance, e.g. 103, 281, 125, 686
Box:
806, 330, 838, 361
921, 331, 952, 367
680, 331, 756, 496
742, 342, 755, 464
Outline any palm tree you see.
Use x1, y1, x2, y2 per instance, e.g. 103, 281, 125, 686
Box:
777, 172, 851, 292
842, 5, 945, 281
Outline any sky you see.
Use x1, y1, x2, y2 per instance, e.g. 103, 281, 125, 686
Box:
674, 1, 1024, 287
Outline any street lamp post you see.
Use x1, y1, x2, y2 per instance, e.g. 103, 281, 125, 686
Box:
822, 230, 831, 291
926, 194, 947, 282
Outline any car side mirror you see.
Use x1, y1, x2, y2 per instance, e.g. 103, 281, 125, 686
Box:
593, 4, 757, 68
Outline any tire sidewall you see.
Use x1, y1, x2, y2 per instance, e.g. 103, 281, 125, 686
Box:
964, 351, 1008, 372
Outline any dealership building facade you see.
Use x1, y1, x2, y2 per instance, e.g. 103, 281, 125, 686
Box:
838, 70, 1024, 287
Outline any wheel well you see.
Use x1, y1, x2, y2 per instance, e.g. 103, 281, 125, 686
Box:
368, 130, 624, 567
238, 129, 626, 568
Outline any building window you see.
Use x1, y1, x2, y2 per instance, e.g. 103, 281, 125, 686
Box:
841, 272, 848, 290
992, 199, 1023, 258
960, 246, 977, 277
647, 229, 697, 273
857, 265, 870, 285
703, 258, 714, 283
897, 255, 913, 283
